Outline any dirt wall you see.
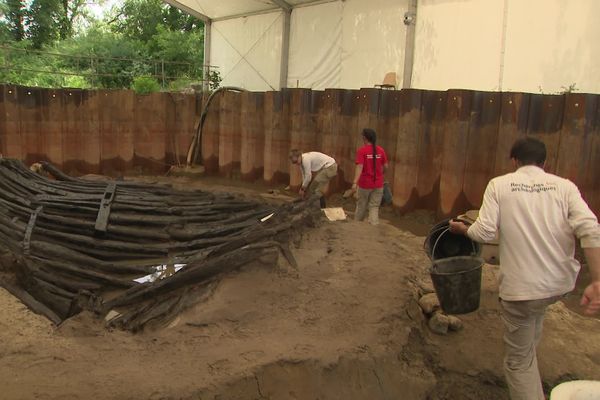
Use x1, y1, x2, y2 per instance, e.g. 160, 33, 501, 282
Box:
0, 84, 598, 217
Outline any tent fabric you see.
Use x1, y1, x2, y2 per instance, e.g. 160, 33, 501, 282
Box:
167, 0, 321, 20
211, 11, 283, 90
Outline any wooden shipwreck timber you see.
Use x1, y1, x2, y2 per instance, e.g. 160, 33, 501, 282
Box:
0, 158, 319, 331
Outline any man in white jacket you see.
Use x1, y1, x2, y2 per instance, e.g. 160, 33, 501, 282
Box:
450, 137, 600, 400
289, 149, 338, 208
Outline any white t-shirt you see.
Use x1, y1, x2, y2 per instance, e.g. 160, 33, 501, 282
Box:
467, 165, 600, 301
300, 152, 336, 189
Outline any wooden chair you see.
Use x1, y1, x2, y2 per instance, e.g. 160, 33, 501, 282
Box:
375, 72, 397, 90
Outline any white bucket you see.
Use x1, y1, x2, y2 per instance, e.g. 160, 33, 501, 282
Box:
550, 381, 600, 400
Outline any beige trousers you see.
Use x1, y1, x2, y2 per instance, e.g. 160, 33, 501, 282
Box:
354, 187, 384, 225
308, 163, 338, 196
500, 296, 561, 400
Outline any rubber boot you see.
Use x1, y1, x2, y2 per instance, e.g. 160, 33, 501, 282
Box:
319, 196, 327, 209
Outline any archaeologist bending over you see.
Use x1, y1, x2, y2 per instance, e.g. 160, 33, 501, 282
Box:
289, 149, 337, 208
352, 128, 388, 225
449, 137, 600, 400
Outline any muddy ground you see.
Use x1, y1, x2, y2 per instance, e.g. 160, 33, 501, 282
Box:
1, 176, 599, 400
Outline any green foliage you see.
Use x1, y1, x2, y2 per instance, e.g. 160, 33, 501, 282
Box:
151, 25, 203, 79
167, 77, 195, 91
1, 0, 87, 47
0, 0, 206, 90
58, 25, 149, 88
209, 70, 222, 90
4, 0, 26, 41
131, 75, 160, 94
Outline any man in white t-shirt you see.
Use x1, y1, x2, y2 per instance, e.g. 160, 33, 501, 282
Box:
450, 138, 600, 400
289, 149, 337, 208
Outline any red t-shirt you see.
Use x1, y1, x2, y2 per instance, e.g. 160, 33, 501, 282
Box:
356, 144, 388, 189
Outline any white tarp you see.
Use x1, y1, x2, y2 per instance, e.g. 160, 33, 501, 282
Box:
287, 0, 409, 90
170, 0, 600, 94
287, 1, 342, 89
211, 11, 283, 91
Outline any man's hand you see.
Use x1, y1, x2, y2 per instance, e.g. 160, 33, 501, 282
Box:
449, 220, 469, 236
299, 188, 306, 198
581, 281, 600, 315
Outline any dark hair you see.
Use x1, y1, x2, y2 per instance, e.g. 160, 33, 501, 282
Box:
509, 138, 546, 166
289, 149, 301, 160
362, 128, 377, 181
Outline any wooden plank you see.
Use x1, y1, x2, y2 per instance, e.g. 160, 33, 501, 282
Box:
218, 91, 242, 177
355, 88, 381, 153
493, 92, 530, 176
462, 91, 501, 208
318, 89, 347, 193
556, 94, 594, 185
94, 182, 117, 233
0, 85, 7, 156
439, 89, 472, 218
133, 92, 167, 174
80, 90, 101, 174
3, 85, 22, 159
339, 90, 360, 189
165, 92, 196, 166
62, 89, 85, 175
17, 86, 42, 166
289, 89, 319, 188
23, 206, 43, 254
201, 91, 220, 173
416, 90, 447, 211
526, 94, 564, 173
42, 89, 64, 168
584, 96, 600, 216
377, 90, 400, 195
392, 89, 422, 212
240, 91, 265, 181
263, 90, 291, 184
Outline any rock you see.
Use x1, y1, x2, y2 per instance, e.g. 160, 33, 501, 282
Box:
428, 312, 450, 335
418, 293, 440, 314
406, 298, 425, 323
417, 279, 435, 296
467, 370, 479, 377
447, 315, 463, 331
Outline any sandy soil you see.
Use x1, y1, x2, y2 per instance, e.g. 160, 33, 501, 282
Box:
0, 176, 598, 400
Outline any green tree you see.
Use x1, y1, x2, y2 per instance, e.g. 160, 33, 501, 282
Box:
59, 24, 149, 88
27, 0, 87, 47
4, 0, 26, 41
151, 25, 203, 79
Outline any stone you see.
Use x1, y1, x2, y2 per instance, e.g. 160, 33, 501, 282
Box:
418, 293, 440, 314
406, 298, 425, 323
428, 312, 450, 335
447, 315, 464, 331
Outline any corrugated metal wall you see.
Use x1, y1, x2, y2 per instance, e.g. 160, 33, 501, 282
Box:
1, 84, 598, 217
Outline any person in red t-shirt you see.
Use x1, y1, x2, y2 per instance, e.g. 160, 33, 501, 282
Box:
352, 128, 388, 225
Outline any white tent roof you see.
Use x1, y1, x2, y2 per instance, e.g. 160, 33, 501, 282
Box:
163, 0, 330, 21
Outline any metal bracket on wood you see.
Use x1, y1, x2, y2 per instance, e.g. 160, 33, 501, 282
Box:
95, 182, 117, 234
23, 206, 43, 255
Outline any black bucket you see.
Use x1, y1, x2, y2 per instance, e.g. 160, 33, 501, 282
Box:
424, 219, 481, 260
430, 256, 483, 314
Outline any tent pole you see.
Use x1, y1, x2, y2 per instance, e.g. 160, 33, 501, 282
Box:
203, 20, 212, 92
402, 0, 418, 88
279, 9, 291, 89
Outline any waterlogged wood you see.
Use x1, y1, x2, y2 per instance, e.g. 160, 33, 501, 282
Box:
0, 159, 320, 331
462, 92, 501, 208
526, 94, 564, 174
439, 90, 472, 217
393, 89, 422, 211
417, 91, 447, 210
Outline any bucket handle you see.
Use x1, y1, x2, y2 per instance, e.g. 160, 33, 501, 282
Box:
431, 225, 477, 259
